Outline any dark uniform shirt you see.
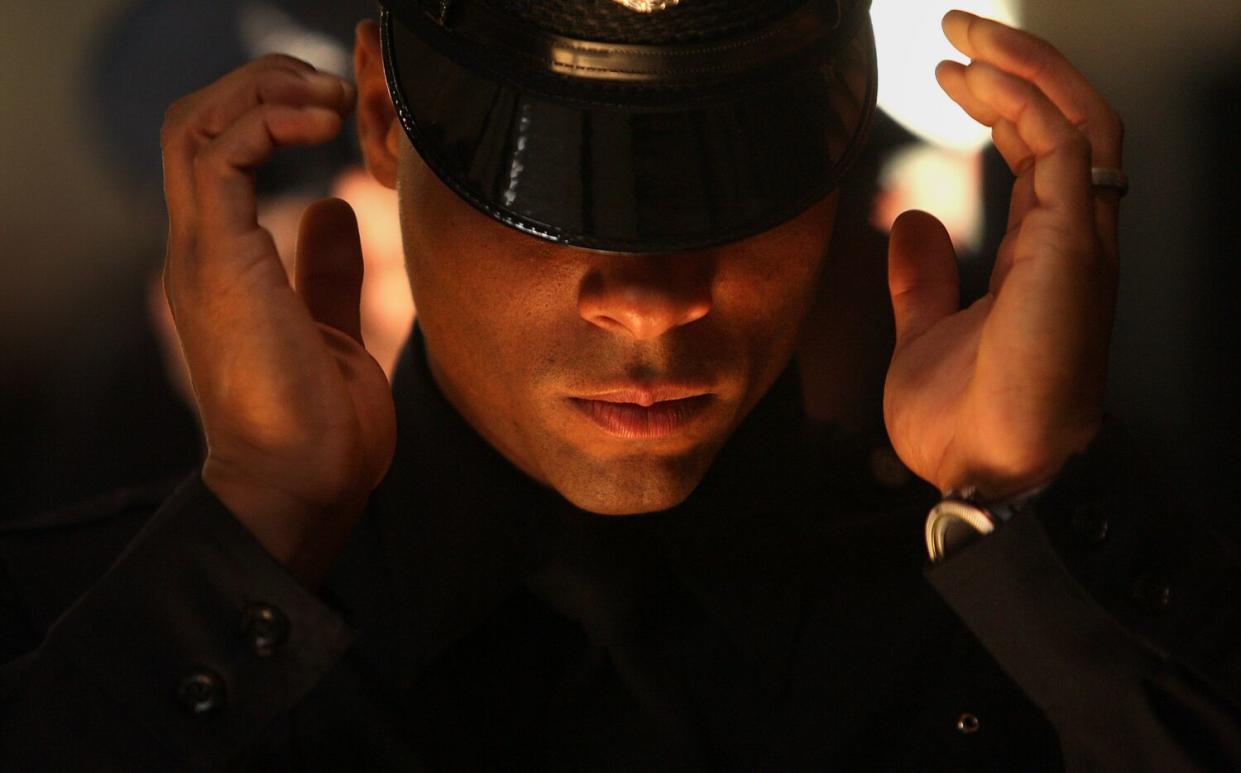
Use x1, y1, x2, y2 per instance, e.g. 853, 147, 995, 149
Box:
3, 333, 1240, 770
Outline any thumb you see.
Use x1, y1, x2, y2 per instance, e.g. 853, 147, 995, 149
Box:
295, 197, 365, 346
887, 210, 960, 348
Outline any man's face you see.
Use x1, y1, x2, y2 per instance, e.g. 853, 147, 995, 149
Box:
395, 139, 836, 515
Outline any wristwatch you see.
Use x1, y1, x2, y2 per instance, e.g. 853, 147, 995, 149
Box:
925, 486, 1046, 563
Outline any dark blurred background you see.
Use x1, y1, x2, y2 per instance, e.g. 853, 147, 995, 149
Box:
1, 1, 1238, 539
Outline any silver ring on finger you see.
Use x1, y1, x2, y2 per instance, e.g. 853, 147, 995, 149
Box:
1091, 167, 1129, 198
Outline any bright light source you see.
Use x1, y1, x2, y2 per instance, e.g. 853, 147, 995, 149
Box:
871, 0, 1022, 151
872, 144, 984, 254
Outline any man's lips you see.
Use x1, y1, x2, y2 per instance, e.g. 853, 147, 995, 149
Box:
568, 388, 715, 439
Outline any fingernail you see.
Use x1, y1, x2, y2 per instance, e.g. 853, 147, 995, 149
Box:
309, 71, 349, 90
943, 9, 970, 28
308, 72, 355, 107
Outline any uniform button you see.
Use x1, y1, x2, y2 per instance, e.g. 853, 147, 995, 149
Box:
242, 602, 289, 657
869, 445, 912, 489
1132, 571, 1173, 613
956, 712, 981, 735
177, 670, 225, 716
1070, 503, 1110, 546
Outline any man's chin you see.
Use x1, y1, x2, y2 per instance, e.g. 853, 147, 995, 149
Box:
547, 447, 718, 516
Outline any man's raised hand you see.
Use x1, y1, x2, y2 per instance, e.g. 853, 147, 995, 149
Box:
161, 55, 396, 583
883, 12, 1123, 500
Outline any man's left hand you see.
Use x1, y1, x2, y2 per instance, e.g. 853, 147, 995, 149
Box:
883, 11, 1125, 500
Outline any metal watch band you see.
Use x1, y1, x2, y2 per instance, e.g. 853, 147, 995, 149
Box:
925, 498, 997, 563
925, 485, 1048, 563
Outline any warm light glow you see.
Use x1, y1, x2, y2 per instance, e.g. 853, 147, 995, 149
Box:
871, 0, 1022, 151
872, 143, 984, 254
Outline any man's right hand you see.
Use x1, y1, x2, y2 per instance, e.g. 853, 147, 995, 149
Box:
161, 55, 397, 584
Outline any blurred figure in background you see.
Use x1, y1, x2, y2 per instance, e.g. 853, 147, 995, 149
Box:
1, 0, 414, 519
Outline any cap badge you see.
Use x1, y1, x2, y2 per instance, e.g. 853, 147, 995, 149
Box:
608, 0, 682, 13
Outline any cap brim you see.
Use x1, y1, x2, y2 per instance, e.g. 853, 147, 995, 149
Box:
381, 6, 877, 254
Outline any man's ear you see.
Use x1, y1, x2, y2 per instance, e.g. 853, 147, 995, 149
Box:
354, 20, 400, 189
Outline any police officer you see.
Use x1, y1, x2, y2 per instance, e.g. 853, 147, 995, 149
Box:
2, 1, 1238, 769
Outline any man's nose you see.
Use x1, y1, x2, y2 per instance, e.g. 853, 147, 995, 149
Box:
577, 255, 713, 340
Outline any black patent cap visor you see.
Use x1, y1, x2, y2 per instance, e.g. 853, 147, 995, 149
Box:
381, 0, 877, 253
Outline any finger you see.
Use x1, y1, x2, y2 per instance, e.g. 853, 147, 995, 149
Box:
193, 105, 345, 235
943, 10, 1123, 264
989, 237, 1018, 296
1092, 183, 1121, 265
198, 70, 354, 142
962, 62, 1094, 224
295, 199, 365, 345
161, 55, 314, 146
1006, 166, 1037, 233
162, 59, 354, 220
936, 60, 1000, 126
164, 56, 353, 146
989, 119, 1031, 175
888, 210, 960, 348
937, 61, 1032, 170
987, 169, 1035, 295
942, 10, 1123, 169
